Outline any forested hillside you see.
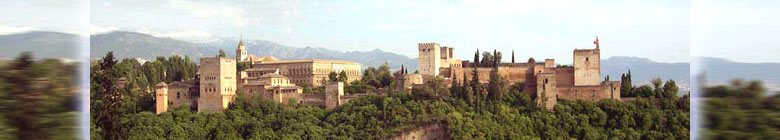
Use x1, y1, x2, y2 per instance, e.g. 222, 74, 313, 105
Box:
90, 52, 689, 140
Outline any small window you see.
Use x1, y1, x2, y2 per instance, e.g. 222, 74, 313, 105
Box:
586, 57, 589, 61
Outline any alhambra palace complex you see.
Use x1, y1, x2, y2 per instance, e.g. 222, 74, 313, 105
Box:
155, 38, 620, 113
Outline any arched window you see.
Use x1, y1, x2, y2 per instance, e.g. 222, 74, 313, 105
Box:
177, 92, 180, 99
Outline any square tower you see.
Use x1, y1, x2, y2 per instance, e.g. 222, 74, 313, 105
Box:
155, 82, 168, 114
418, 43, 441, 76
536, 72, 557, 110
198, 57, 237, 112
573, 49, 600, 86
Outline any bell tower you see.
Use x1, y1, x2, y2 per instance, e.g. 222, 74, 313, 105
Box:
236, 37, 247, 61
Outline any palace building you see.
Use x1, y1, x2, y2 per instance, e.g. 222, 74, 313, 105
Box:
155, 39, 363, 114
235, 39, 362, 87
409, 37, 620, 110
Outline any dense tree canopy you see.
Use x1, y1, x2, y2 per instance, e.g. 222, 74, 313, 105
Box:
0, 52, 79, 139
91, 52, 689, 140
702, 79, 779, 139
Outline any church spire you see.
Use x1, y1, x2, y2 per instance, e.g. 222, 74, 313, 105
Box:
238, 36, 245, 49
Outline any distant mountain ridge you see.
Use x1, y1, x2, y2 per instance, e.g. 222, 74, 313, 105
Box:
697, 57, 780, 85
601, 56, 690, 85
0, 31, 81, 59
91, 31, 418, 70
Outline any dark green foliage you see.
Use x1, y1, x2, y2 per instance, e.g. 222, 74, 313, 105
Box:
237, 62, 250, 72
338, 71, 348, 83
91, 52, 689, 140
357, 62, 393, 91
328, 71, 338, 82
621, 70, 635, 97
218, 49, 226, 57
93, 52, 126, 140
0, 52, 80, 139
703, 80, 778, 139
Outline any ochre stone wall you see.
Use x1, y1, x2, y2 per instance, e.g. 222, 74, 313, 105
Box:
573, 49, 600, 86
554, 67, 575, 87
198, 57, 236, 112
536, 72, 558, 110
302, 94, 326, 108
155, 84, 168, 114
557, 81, 621, 101
418, 43, 441, 76
168, 83, 196, 108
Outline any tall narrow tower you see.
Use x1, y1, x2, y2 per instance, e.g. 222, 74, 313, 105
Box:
155, 82, 168, 114
236, 38, 247, 61
418, 43, 441, 76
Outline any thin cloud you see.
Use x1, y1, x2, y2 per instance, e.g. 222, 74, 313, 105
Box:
0, 24, 37, 35
90, 24, 117, 35
137, 27, 212, 38
167, 0, 248, 27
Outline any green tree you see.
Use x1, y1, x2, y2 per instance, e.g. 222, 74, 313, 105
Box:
328, 71, 338, 82
662, 80, 679, 98
651, 78, 663, 97
3, 52, 45, 139
474, 49, 480, 67
636, 85, 654, 98
338, 71, 348, 84
94, 52, 125, 140
218, 49, 227, 57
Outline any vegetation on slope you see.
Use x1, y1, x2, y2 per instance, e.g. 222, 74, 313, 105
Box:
91, 52, 689, 140
0, 52, 80, 139
702, 79, 780, 139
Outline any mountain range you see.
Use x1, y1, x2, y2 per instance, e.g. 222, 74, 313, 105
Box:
697, 57, 780, 93
90, 31, 418, 71
0, 31, 81, 59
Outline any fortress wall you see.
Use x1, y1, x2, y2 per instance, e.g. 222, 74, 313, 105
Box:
302, 94, 326, 108
557, 82, 620, 101
451, 66, 534, 84
168, 85, 195, 108
554, 67, 575, 87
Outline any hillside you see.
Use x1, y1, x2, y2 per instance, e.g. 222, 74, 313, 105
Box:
90, 31, 418, 70
601, 56, 690, 85
0, 31, 81, 59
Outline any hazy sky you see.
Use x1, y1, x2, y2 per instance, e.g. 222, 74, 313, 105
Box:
89, 0, 691, 64
0, 0, 88, 35
692, 0, 780, 63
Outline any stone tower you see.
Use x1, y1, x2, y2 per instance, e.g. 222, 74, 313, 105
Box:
155, 82, 168, 114
198, 57, 237, 112
536, 73, 557, 110
573, 47, 600, 86
325, 81, 344, 110
236, 39, 247, 61
418, 43, 441, 76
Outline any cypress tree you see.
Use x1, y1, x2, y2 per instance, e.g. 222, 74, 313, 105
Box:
474, 49, 480, 67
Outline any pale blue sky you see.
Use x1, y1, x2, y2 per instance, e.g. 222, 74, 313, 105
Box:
0, 0, 88, 35
90, 0, 691, 64
692, 0, 780, 63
